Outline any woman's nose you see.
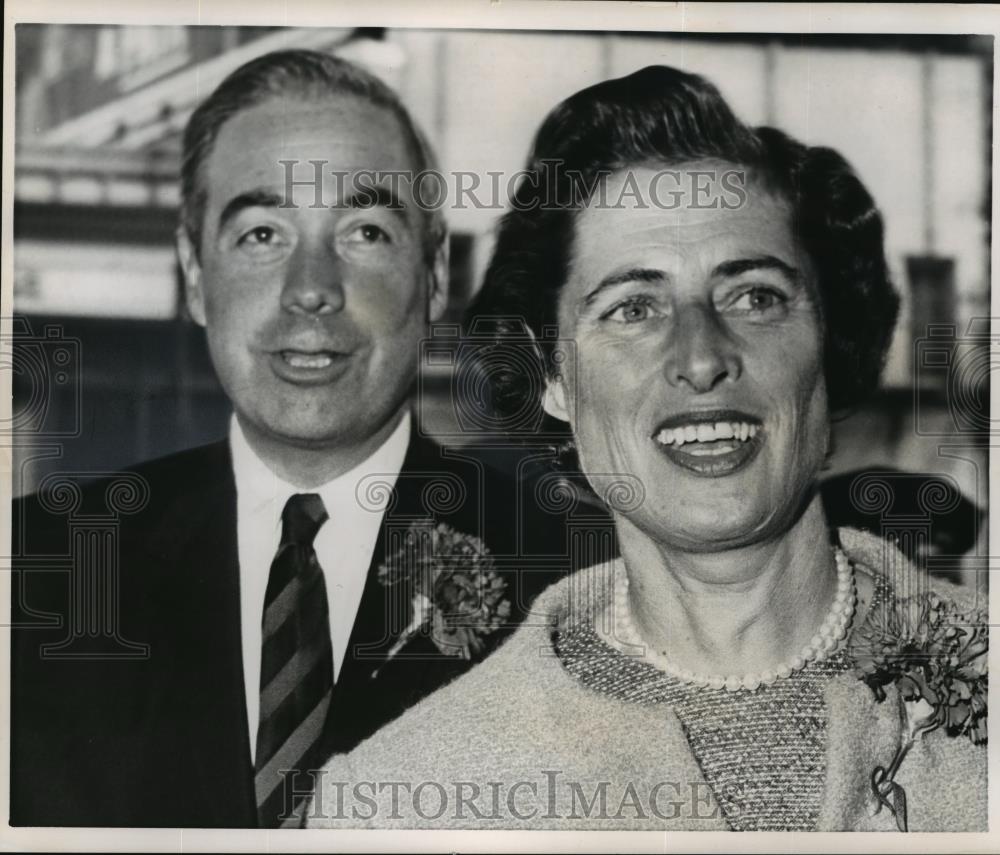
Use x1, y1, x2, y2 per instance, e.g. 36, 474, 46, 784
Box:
280, 240, 345, 316
664, 304, 742, 392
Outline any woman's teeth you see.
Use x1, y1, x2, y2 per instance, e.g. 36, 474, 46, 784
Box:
655, 421, 759, 447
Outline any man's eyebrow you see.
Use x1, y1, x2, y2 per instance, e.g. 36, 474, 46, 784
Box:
342, 185, 409, 224
712, 256, 800, 282
216, 184, 411, 233
217, 189, 284, 233
583, 268, 666, 306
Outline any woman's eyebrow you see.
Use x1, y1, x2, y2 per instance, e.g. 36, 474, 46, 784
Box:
583, 267, 666, 306
712, 255, 800, 283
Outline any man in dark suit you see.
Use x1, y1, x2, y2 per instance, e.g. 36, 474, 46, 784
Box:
11, 49, 592, 828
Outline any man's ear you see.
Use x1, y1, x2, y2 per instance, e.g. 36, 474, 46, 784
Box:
426, 228, 450, 323
176, 226, 206, 327
542, 373, 570, 423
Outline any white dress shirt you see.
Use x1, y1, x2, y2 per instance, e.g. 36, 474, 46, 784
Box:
230, 412, 411, 763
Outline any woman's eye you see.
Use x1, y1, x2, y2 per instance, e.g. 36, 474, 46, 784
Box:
604, 298, 654, 324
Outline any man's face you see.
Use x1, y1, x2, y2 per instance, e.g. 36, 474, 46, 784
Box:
544, 163, 829, 552
178, 94, 446, 456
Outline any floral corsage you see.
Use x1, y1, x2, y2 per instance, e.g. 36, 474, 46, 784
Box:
376, 521, 511, 668
849, 591, 988, 830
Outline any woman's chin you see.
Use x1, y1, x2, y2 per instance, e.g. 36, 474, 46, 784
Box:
625, 508, 769, 554
628, 490, 821, 555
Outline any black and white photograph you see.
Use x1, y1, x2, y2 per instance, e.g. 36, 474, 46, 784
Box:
2, 1, 996, 850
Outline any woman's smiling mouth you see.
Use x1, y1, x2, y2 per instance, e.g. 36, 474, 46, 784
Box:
651, 411, 763, 475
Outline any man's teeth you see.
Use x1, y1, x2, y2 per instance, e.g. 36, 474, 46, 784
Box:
283, 351, 333, 369
655, 421, 759, 447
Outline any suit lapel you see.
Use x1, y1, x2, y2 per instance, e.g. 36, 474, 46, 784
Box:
325, 434, 469, 752
144, 441, 257, 826
337, 433, 446, 676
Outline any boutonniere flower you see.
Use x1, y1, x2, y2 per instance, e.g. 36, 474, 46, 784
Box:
848, 591, 988, 831
376, 521, 511, 668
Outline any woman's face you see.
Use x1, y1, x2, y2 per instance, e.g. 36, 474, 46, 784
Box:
545, 162, 830, 552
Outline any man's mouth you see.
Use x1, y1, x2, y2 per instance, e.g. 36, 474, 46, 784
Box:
280, 350, 336, 369
650, 410, 763, 475
269, 348, 351, 384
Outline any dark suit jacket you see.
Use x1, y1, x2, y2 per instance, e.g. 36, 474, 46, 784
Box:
11, 432, 608, 827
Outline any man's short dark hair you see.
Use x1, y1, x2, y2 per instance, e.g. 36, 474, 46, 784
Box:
467, 64, 900, 442
180, 48, 444, 264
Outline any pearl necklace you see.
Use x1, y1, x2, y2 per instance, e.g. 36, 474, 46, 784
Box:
612, 547, 857, 693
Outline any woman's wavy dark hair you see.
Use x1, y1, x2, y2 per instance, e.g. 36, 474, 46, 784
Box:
466, 65, 899, 448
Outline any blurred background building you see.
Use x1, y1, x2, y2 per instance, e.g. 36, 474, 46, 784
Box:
11, 25, 993, 568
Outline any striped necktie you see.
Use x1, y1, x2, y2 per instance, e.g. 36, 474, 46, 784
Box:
254, 493, 333, 827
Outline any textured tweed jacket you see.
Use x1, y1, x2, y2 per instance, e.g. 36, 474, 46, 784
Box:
308, 528, 987, 831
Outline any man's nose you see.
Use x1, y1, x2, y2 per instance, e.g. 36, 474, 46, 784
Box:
280, 239, 345, 316
664, 303, 742, 392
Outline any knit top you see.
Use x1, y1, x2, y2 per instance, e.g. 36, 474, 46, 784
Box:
309, 529, 987, 831
555, 575, 888, 831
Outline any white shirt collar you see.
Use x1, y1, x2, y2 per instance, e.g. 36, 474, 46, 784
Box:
229, 410, 412, 516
